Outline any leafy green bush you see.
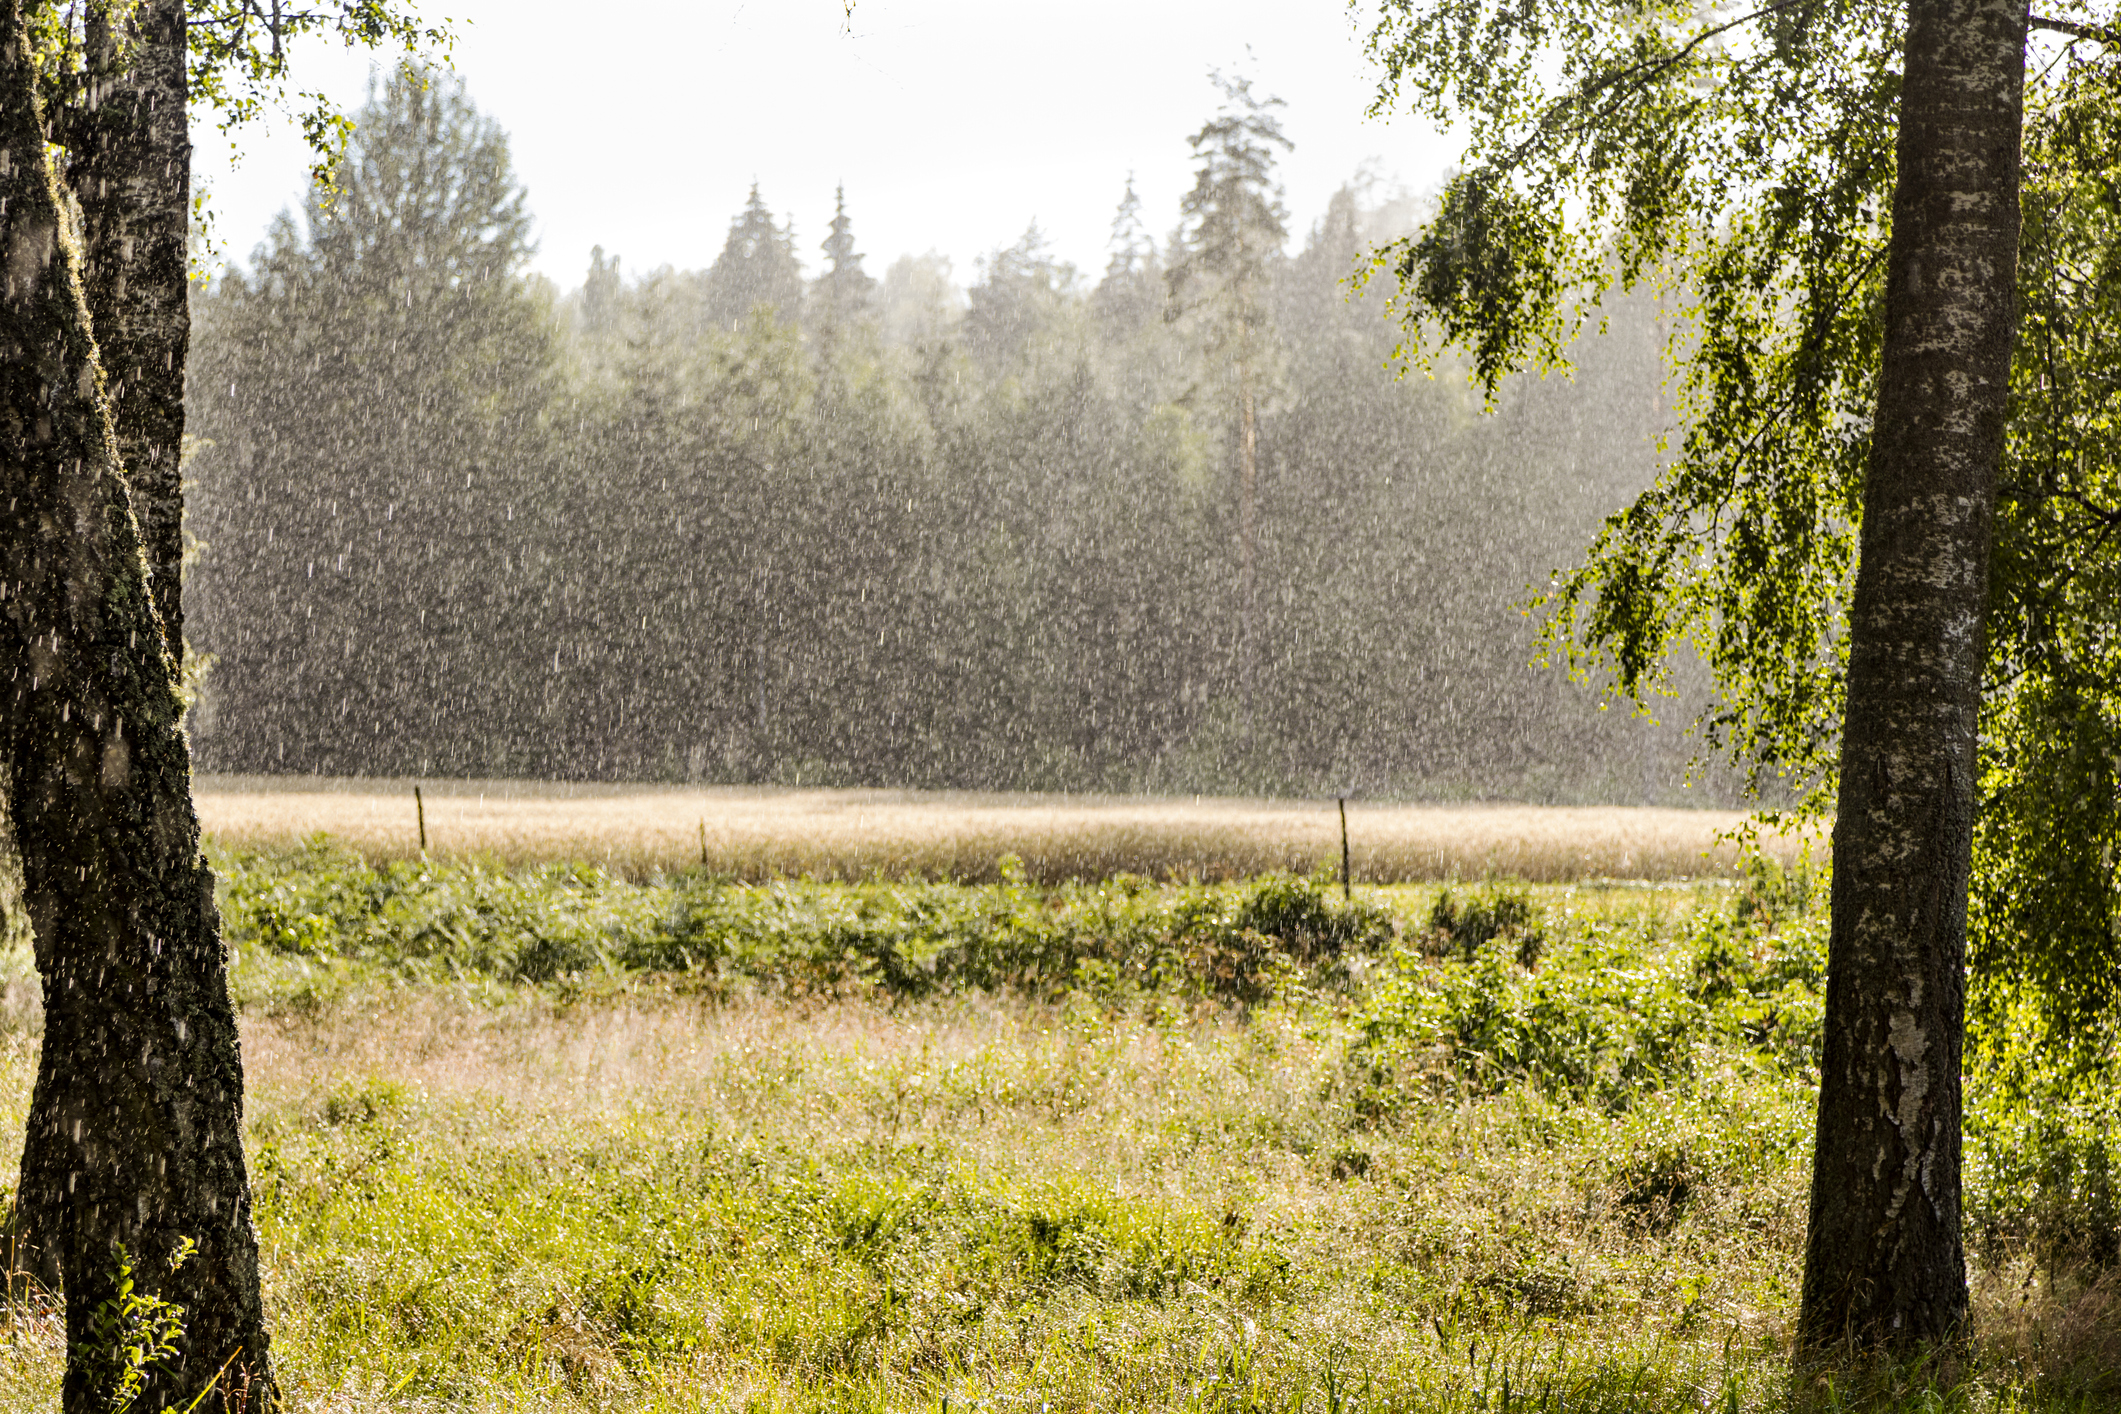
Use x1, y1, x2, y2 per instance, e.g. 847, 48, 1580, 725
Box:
1966, 986, 2121, 1269
1233, 870, 1393, 962
82, 1240, 193, 1413
1428, 884, 1545, 969
1345, 905, 1826, 1119
1732, 848, 1819, 929
216, 845, 1392, 1008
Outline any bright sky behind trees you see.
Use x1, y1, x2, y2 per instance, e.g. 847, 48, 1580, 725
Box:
190, 0, 1457, 286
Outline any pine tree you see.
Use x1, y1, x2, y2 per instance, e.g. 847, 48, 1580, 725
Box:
1092, 175, 1161, 336
1166, 71, 1292, 737
705, 184, 804, 327
815, 183, 876, 326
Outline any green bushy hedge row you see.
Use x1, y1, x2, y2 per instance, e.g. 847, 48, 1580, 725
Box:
218, 841, 1394, 1006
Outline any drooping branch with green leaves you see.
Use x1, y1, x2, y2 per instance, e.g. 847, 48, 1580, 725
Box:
1363, 1, 2120, 1002
184, 1, 453, 185
1972, 51, 2121, 1025
1363, 0, 1911, 814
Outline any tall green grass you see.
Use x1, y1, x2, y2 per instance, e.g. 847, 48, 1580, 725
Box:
0, 850, 2113, 1411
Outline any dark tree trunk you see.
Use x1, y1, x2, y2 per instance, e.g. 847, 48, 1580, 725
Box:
0, 1, 273, 1408
1797, 0, 2027, 1353
66, 0, 192, 661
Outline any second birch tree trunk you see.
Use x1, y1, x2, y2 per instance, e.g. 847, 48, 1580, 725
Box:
1797, 0, 2028, 1352
68, 0, 192, 659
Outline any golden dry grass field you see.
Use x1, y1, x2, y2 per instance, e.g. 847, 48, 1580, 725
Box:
193, 778, 1818, 883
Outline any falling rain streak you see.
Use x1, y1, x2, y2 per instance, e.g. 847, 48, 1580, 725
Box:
184, 67, 1724, 805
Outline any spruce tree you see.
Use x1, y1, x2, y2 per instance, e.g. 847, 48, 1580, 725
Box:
187, 66, 559, 777
1166, 72, 1292, 738
963, 222, 1077, 373
1092, 175, 1162, 336
582, 244, 623, 334
816, 183, 876, 326
705, 184, 804, 327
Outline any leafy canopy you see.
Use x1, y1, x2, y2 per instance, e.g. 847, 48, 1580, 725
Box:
25, 0, 453, 267
1360, 0, 2121, 1011
1363, 0, 1912, 811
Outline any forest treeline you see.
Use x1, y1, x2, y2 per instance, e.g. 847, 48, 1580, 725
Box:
187, 68, 1713, 801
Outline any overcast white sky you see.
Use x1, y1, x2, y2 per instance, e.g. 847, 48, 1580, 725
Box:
191, 0, 1461, 292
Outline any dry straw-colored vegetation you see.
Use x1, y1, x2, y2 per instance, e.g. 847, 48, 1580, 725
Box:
195, 777, 1815, 883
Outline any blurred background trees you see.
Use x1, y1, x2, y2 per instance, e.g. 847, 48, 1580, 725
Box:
190, 66, 559, 775
187, 65, 1713, 802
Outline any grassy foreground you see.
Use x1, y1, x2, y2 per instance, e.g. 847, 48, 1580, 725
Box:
0, 848, 2114, 1412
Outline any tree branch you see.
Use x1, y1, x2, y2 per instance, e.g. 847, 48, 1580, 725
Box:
2029, 13, 2120, 42
1503, 0, 1821, 170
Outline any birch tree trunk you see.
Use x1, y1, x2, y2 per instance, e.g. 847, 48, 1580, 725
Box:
1797, 0, 2028, 1352
67, 0, 191, 660
0, 0, 273, 1406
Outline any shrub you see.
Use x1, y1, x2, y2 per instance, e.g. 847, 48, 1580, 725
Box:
1428, 884, 1545, 970
1345, 904, 1827, 1120
216, 849, 1392, 1009
1232, 870, 1393, 962
1965, 988, 2121, 1269
1733, 847, 1818, 928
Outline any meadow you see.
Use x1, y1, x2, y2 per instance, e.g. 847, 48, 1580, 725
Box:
191, 778, 1810, 883
0, 838, 2113, 1412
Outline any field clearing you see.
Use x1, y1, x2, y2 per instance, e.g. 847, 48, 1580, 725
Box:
194, 777, 1817, 883
5, 873, 2103, 1412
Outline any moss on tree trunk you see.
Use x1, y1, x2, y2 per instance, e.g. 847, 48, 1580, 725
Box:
0, 0, 271, 1407
66, 0, 192, 661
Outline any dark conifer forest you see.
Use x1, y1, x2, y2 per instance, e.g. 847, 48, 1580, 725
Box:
186, 68, 1708, 801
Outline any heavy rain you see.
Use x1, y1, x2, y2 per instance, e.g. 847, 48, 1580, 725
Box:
3, 1, 2118, 1410
183, 67, 1706, 804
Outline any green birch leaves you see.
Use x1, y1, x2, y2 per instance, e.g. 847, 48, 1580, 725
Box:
1365, 0, 2121, 1009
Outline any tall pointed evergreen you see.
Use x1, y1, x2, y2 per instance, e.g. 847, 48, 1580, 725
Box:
1167, 71, 1292, 736
187, 66, 558, 778
817, 183, 875, 326
582, 244, 622, 334
705, 183, 803, 327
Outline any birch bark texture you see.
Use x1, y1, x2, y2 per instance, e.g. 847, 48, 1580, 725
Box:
65, 0, 192, 661
1798, 0, 2029, 1351
0, 0, 272, 1406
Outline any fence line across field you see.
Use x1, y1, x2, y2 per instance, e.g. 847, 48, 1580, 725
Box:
193, 778, 1815, 884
